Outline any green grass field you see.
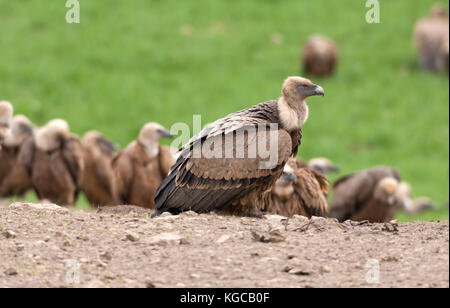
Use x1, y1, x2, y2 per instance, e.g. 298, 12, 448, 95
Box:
1, 0, 448, 221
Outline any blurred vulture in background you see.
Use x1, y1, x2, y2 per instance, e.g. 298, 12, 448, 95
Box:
112, 122, 174, 209
404, 196, 437, 215
0, 101, 13, 147
263, 158, 329, 218
153, 77, 325, 218
81, 131, 118, 207
295, 157, 339, 175
0, 115, 35, 197
329, 166, 412, 223
18, 119, 84, 205
302, 35, 339, 77
414, 4, 449, 72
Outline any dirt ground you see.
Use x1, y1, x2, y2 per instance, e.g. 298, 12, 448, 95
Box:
0, 202, 448, 288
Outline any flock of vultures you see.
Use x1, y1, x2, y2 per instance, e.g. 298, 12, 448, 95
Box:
0, 5, 448, 223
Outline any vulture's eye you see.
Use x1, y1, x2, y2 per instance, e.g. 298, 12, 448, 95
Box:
301, 84, 309, 88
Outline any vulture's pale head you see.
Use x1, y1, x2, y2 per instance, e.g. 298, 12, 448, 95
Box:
0, 101, 13, 144
308, 157, 340, 174
282, 76, 325, 103
272, 164, 297, 200
83, 130, 117, 156
139, 122, 173, 148
430, 4, 448, 19
82, 130, 103, 147
375, 177, 399, 205
395, 182, 414, 210
3, 115, 34, 147
35, 119, 70, 152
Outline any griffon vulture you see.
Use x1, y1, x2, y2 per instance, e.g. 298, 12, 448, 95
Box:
262, 158, 329, 218
414, 4, 449, 72
81, 131, 118, 207
153, 76, 325, 218
18, 119, 84, 205
329, 166, 412, 223
294, 157, 339, 174
112, 122, 174, 209
0, 115, 35, 197
302, 35, 338, 77
404, 197, 436, 215
0, 101, 13, 147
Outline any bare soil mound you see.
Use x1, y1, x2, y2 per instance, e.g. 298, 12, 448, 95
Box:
0, 203, 448, 288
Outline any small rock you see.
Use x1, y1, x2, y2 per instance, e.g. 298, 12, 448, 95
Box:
147, 233, 184, 246
216, 235, 230, 244
3, 230, 16, 239
5, 268, 18, 276
125, 231, 140, 242
9, 202, 68, 213
288, 267, 311, 276
100, 251, 112, 261
251, 230, 285, 243
180, 211, 198, 217
320, 265, 331, 273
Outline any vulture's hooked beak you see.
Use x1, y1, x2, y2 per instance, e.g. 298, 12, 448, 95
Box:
281, 171, 297, 183
160, 129, 174, 139
311, 84, 325, 97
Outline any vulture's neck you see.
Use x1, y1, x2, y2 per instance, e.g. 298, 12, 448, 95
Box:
277, 97, 308, 132
138, 139, 160, 159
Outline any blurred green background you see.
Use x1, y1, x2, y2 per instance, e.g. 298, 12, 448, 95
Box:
1, 0, 448, 221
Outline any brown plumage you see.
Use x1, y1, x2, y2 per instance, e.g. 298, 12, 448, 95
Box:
112, 122, 174, 209
0, 115, 35, 197
153, 76, 325, 218
302, 35, 338, 77
0, 101, 13, 147
81, 131, 118, 207
263, 158, 329, 218
18, 119, 84, 205
414, 4, 449, 72
330, 166, 411, 223
294, 157, 340, 174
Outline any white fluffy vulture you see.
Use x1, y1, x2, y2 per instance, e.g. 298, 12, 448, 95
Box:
153, 76, 325, 218
18, 119, 84, 205
404, 196, 436, 215
414, 4, 449, 72
329, 166, 413, 223
112, 122, 175, 209
0, 101, 13, 148
302, 35, 339, 77
0, 115, 35, 197
262, 158, 329, 218
81, 131, 118, 207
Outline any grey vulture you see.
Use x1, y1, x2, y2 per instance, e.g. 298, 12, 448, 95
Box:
0, 101, 13, 148
330, 166, 412, 223
414, 4, 449, 72
153, 76, 325, 218
0, 115, 35, 197
262, 157, 329, 218
18, 119, 84, 205
81, 131, 118, 207
302, 35, 338, 77
112, 122, 174, 209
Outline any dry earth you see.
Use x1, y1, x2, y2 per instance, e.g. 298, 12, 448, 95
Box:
0, 202, 448, 288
